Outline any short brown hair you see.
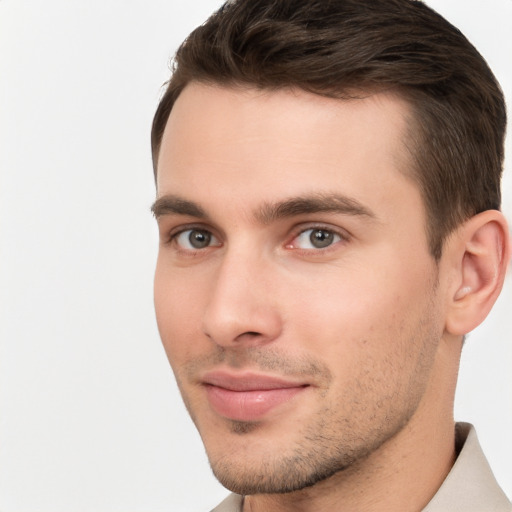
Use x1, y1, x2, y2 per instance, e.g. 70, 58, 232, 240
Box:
151, 0, 506, 259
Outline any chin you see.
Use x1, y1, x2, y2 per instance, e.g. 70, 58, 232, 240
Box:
210, 449, 353, 495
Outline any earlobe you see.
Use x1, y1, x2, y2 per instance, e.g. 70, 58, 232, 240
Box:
445, 210, 510, 336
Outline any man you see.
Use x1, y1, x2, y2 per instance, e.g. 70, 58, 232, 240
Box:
150, 0, 511, 510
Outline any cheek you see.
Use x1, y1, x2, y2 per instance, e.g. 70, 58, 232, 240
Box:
289, 268, 405, 342
154, 262, 208, 364
289, 275, 440, 431
286, 257, 437, 372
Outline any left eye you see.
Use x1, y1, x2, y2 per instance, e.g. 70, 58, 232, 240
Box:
291, 228, 342, 249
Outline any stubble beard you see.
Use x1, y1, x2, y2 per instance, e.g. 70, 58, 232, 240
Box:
175, 288, 441, 496
211, 357, 439, 494
207, 398, 420, 496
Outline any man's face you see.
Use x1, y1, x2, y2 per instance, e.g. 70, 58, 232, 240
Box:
153, 84, 446, 494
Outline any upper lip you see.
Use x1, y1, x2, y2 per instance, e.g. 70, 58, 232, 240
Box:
202, 371, 309, 392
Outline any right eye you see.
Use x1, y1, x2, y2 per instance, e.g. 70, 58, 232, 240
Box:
173, 229, 220, 250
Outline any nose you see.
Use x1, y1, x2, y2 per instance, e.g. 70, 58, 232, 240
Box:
202, 249, 282, 348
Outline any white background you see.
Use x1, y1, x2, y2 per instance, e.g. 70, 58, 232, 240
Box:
0, 1, 511, 511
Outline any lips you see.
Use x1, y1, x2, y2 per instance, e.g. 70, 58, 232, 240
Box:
202, 371, 309, 422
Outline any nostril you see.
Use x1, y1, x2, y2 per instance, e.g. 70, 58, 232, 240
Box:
233, 331, 264, 343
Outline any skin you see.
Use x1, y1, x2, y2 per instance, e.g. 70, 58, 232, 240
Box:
152, 83, 506, 511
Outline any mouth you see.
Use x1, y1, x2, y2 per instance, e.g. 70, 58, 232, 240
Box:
201, 371, 310, 422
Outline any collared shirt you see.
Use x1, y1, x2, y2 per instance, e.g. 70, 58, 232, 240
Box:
211, 423, 511, 511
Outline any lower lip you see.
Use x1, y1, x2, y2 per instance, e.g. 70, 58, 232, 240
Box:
205, 385, 307, 422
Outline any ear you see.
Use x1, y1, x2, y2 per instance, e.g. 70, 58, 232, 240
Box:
444, 210, 511, 336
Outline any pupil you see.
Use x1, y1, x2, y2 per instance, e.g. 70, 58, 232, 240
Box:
189, 230, 211, 248
310, 229, 333, 248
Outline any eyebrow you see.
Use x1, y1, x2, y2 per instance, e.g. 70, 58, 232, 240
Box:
255, 193, 377, 224
151, 193, 377, 223
151, 195, 208, 219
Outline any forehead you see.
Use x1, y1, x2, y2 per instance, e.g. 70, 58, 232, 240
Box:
156, 83, 418, 218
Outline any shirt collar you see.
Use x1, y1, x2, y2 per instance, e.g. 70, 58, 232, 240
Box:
423, 422, 511, 511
